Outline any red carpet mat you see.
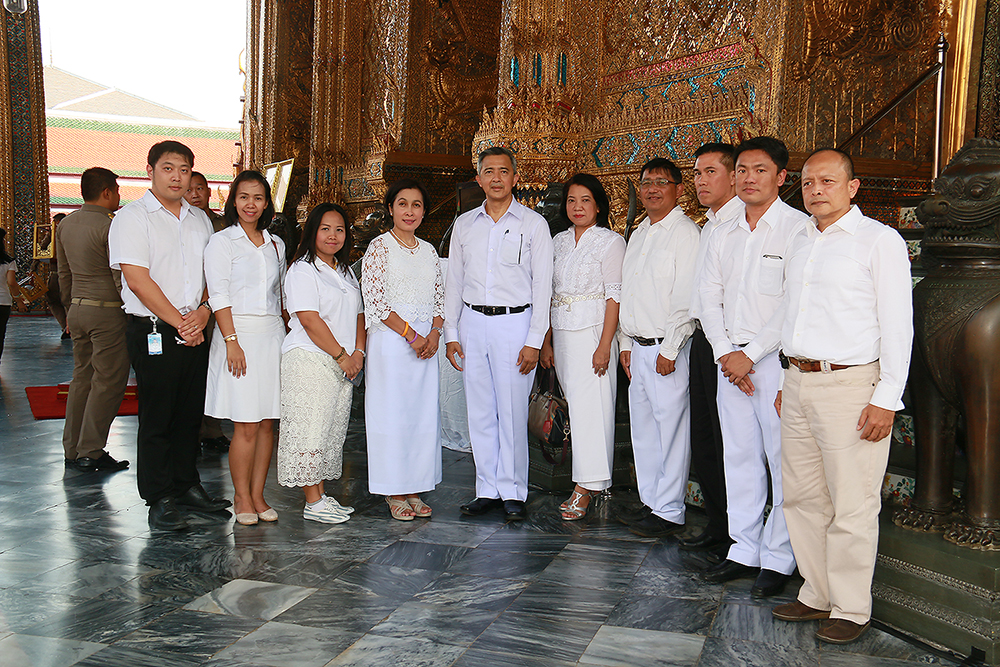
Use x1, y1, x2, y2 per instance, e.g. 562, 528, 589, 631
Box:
24, 382, 138, 420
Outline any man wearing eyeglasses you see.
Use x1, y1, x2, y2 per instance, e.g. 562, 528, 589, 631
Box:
617, 158, 701, 537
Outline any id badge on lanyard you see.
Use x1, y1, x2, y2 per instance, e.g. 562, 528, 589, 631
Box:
147, 316, 163, 355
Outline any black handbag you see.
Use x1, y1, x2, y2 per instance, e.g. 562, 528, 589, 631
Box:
527, 366, 571, 464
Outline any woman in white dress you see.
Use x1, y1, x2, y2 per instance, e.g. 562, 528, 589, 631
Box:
540, 173, 626, 520
204, 171, 286, 525
361, 179, 444, 520
278, 203, 365, 524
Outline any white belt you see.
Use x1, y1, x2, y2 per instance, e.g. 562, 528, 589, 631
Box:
551, 292, 604, 311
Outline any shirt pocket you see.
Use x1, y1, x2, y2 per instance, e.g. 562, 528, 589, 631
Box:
500, 232, 523, 266
757, 255, 784, 296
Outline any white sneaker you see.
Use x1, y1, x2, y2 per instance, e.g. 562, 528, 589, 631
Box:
303, 500, 350, 524
322, 494, 355, 514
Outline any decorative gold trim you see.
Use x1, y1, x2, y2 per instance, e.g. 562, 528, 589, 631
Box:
945, 0, 983, 157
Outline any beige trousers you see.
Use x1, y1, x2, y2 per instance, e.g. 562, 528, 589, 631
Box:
780, 362, 890, 625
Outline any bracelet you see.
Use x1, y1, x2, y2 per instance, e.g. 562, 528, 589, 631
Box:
431, 326, 443, 336
402, 322, 411, 339
199, 300, 212, 313
223, 333, 238, 343
406, 330, 418, 344
333, 347, 346, 361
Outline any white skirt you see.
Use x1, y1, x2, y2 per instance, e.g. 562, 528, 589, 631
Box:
552, 325, 618, 489
205, 314, 284, 422
277, 347, 354, 487
365, 319, 442, 495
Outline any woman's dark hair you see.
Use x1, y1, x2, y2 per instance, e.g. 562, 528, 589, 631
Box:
293, 202, 353, 274
223, 170, 275, 231
0, 228, 13, 265
560, 173, 611, 229
383, 178, 430, 219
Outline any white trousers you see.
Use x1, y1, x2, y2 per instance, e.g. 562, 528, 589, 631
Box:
628, 340, 691, 523
459, 306, 534, 501
553, 325, 617, 491
717, 348, 795, 573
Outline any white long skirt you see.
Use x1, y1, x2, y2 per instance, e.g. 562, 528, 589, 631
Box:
552, 325, 618, 490
277, 347, 354, 487
365, 319, 442, 495
205, 314, 284, 422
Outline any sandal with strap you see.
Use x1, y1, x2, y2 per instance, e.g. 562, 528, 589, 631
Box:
386, 496, 416, 521
407, 496, 432, 517
561, 490, 592, 521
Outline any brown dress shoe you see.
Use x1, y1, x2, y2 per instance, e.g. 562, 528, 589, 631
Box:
815, 619, 870, 644
772, 600, 831, 622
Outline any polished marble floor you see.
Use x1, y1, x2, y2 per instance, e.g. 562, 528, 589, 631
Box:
0, 317, 961, 666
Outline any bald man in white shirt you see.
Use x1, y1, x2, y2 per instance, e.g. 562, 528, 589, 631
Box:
771, 149, 912, 644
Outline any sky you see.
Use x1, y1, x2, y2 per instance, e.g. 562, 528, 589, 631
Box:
38, 0, 246, 128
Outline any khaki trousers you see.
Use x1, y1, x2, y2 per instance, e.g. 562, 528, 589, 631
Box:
63, 304, 130, 460
780, 362, 890, 625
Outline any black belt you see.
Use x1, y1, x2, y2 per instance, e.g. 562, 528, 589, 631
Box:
466, 303, 530, 316
632, 336, 663, 346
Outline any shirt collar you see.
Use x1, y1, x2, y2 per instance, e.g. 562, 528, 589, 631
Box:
141, 189, 193, 220
475, 197, 525, 223
707, 196, 743, 227
810, 204, 862, 236
79, 203, 114, 217
227, 222, 273, 245
752, 198, 788, 231
648, 205, 684, 231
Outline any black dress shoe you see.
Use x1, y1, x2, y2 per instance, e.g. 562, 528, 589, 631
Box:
628, 513, 684, 538
614, 504, 652, 526
201, 435, 231, 453
678, 530, 730, 552
65, 458, 75, 467
702, 559, 759, 583
74, 452, 130, 472
503, 500, 527, 521
148, 497, 188, 531
175, 484, 232, 511
751, 569, 790, 599
460, 497, 503, 516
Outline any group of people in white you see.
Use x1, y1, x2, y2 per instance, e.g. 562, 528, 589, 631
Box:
106, 136, 910, 647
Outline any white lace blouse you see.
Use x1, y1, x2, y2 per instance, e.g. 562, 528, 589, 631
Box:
361, 233, 445, 333
551, 225, 625, 331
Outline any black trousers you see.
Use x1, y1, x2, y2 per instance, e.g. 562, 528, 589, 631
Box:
688, 327, 728, 539
0, 305, 10, 362
125, 316, 209, 505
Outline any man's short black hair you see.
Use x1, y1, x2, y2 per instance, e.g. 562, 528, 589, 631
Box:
639, 157, 682, 184
733, 136, 789, 172
80, 167, 118, 203
477, 146, 517, 173
804, 147, 855, 181
693, 143, 735, 171
147, 140, 194, 169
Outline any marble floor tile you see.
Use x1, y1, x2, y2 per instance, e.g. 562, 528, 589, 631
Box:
471, 611, 602, 663
333, 562, 442, 600
71, 645, 205, 667
534, 555, 638, 591
505, 580, 624, 623
184, 579, 316, 620
367, 540, 472, 571
695, 636, 819, 667
721, 578, 801, 606
627, 565, 726, 602
273, 587, 401, 633
14, 560, 148, 599
414, 573, 529, 611
99, 569, 230, 607
114, 609, 263, 658
212, 620, 361, 667
606, 593, 717, 635
19, 596, 173, 644
0, 588, 85, 634
449, 646, 578, 667
446, 546, 554, 580
369, 601, 499, 646
709, 602, 819, 651
0, 632, 104, 667
559, 537, 652, 567
818, 651, 958, 667
401, 521, 500, 548
476, 531, 572, 556
250, 555, 356, 589
578, 626, 705, 666
323, 634, 466, 667
0, 550, 75, 587
818, 625, 961, 663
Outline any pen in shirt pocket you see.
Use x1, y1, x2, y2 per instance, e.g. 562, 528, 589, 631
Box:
763, 254, 782, 260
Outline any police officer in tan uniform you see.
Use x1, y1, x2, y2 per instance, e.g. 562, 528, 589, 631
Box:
56, 167, 130, 472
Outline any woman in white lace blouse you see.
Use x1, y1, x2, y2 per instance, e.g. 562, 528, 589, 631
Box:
540, 173, 626, 520
361, 179, 444, 520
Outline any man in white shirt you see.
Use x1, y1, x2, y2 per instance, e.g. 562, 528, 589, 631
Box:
681, 143, 740, 557
771, 149, 912, 644
617, 157, 701, 537
445, 147, 554, 521
109, 141, 230, 531
699, 136, 807, 598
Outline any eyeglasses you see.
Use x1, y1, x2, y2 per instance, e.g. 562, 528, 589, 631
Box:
639, 178, 680, 189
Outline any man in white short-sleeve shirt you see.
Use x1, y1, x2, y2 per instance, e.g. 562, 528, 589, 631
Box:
108, 140, 230, 531
445, 146, 554, 521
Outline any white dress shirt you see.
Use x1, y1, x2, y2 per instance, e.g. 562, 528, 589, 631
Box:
444, 198, 554, 348
781, 205, 913, 410
690, 196, 744, 321
108, 190, 213, 317
204, 225, 285, 317
0, 260, 16, 307
551, 225, 625, 331
700, 197, 808, 363
282, 258, 363, 356
617, 206, 701, 359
